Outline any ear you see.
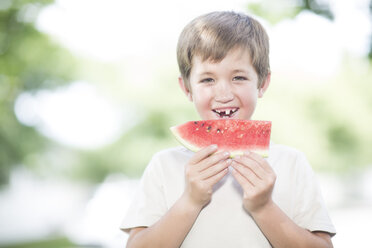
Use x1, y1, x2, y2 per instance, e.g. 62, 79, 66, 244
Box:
178, 76, 193, 102
258, 73, 271, 98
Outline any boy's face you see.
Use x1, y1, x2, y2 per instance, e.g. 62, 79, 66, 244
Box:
179, 48, 270, 120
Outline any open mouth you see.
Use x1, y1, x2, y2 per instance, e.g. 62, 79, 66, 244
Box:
212, 108, 239, 118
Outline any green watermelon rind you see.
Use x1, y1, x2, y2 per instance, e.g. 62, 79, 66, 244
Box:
170, 125, 269, 158
170, 126, 200, 152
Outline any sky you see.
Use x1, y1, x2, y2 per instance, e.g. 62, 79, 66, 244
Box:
35, 0, 371, 63
14, 0, 372, 149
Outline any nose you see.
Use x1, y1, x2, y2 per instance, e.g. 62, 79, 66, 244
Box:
214, 81, 234, 103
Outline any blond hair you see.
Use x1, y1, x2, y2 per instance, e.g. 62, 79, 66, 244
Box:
177, 11, 270, 89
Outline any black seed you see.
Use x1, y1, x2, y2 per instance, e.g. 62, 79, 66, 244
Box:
194, 121, 198, 124
217, 129, 221, 133
207, 126, 211, 130
201, 123, 205, 127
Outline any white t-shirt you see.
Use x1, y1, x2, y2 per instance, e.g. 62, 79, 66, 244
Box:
121, 143, 336, 247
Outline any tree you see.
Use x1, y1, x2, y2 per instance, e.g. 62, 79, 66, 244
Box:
0, 0, 78, 184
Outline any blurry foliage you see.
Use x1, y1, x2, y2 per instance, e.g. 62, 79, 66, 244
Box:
369, 0, 372, 60
68, 66, 196, 181
298, 0, 333, 19
254, 58, 372, 173
0, 0, 78, 184
248, 0, 372, 60
0, 236, 75, 248
246, 0, 372, 174
247, 0, 333, 24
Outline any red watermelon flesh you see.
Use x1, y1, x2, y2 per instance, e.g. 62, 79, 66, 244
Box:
170, 119, 271, 157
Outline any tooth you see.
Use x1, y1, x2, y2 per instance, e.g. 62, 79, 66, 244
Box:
227, 109, 232, 115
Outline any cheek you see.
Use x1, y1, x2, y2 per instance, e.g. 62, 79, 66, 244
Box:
239, 89, 258, 107
243, 98, 257, 109
192, 86, 212, 103
238, 85, 258, 98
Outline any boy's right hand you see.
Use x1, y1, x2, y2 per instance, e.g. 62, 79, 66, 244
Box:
182, 145, 232, 209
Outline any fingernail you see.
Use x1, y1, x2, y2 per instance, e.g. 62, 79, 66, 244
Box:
224, 151, 230, 157
244, 151, 250, 156
211, 144, 218, 149
226, 159, 232, 164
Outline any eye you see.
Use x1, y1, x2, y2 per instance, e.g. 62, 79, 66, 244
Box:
200, 78, 214, 83
233, 76, 248, 81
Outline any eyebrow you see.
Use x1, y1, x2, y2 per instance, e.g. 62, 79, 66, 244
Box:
198, 69, 248, 74
196, 69, 250, 78
197, 71, 214, 77
232, 69, 249, 74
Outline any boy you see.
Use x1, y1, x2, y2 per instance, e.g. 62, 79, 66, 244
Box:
121, 11, 336, 247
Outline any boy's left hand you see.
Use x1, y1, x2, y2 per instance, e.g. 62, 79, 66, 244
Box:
231, 151, 276, 214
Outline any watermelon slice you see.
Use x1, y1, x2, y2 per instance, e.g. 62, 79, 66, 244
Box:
170, 119, 271, 157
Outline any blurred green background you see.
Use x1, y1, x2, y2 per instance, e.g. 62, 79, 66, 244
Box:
0, 0, 371, 247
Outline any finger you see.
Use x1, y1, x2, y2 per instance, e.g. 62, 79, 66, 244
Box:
189, 145, 218, 164
205, 167, 229, 186
244, 151, 273, 174
200, 158, 232, 179
234, 155, 266, 179
231, 166, 254, 192
197, 151, 230, 172
232, 161, 261, 186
